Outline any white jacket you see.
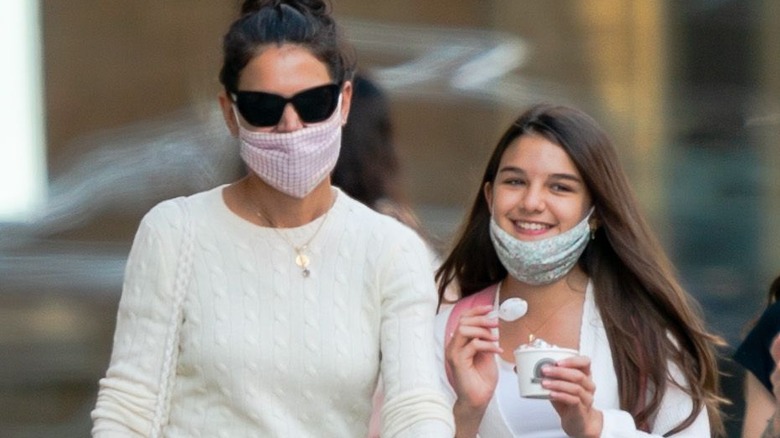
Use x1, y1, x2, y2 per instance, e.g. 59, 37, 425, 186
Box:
434, 282, 710, 437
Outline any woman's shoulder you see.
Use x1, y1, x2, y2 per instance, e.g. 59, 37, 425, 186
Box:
336, 189, 421, 239
141, 185, 225, 229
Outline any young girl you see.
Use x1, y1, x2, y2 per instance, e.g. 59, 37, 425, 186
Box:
91, 1, 453, 436
435, 103, 724, 437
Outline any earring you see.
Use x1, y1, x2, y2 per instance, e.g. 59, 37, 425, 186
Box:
590, 225, 597, 240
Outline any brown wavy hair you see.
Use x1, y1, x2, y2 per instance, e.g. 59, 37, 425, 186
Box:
436, 103, 724, 436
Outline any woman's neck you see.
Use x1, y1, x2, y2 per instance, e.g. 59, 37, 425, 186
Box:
227, 174, 335, 228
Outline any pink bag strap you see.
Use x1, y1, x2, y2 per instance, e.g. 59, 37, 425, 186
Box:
444, 284, 498, 387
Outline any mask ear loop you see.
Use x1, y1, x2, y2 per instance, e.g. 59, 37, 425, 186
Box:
488, 203, 497, 227
587, 207, 598, 240
332, 94, 345, 126
232, 104, 245, 131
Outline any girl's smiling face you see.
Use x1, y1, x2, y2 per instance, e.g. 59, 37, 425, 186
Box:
485, 133, 593, 241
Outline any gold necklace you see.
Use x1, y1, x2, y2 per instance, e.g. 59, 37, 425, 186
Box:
499, 281, 577, 343
520, 299, 576, 343
253, 203, 332, 278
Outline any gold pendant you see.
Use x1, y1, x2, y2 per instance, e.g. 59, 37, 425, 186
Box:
295, 253, 310, 269
296, 253, 311, 277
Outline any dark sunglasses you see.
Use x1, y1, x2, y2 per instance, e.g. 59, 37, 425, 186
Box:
231, 83, 341, 127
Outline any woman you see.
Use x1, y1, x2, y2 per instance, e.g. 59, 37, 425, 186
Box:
734, 275, 780, 438
90, 1, 453, 436
434, 104, 724, 437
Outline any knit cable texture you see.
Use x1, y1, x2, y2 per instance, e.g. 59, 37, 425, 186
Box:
150, 198, 193, 437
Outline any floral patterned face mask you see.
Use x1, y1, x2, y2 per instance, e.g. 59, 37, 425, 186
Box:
489, 207, 595, 285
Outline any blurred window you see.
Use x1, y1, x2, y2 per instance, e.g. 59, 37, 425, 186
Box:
0, 1, 46, 221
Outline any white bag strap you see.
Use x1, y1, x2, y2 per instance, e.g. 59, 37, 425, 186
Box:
150, 198, 194, 438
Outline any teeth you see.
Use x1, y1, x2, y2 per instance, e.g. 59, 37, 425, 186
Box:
517, 222, 547, 231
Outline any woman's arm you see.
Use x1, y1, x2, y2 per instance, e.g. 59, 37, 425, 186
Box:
91, 201, 183, 436
377, 226, 454, 437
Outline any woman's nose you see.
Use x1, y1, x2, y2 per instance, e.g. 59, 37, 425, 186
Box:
275, 103, 304, 132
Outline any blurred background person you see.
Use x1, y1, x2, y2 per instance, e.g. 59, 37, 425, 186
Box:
734, 275, 780, 438
333, 72, 439, 251
335, 72, 455, 438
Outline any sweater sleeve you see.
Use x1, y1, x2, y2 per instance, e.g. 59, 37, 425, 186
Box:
600, 360, 710, 437
91, 200, 185, 437
433, 305, 458, 401
376, 225, 455, 437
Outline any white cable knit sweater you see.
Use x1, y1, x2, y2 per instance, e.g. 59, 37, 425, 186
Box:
91, 185, 454, 437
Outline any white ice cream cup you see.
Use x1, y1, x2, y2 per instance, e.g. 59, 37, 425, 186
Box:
514, 346, 578, 399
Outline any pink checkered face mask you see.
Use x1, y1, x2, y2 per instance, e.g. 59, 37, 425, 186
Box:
235, 99, 343, 198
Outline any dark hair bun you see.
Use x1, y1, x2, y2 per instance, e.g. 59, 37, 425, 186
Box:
241, 0, 328, 16
221, 0, 353, 92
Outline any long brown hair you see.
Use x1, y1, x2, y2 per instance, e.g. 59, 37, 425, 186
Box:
437, 103, 724, 436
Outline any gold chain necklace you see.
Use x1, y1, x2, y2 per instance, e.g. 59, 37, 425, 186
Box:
253, 202, 332, 278
499, 281, 577, 343
520, 298, 576, 343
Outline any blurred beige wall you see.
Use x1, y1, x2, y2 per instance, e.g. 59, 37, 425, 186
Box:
43, 2, 233, 166
42, 1, 664, 223
39, 1, 772, 260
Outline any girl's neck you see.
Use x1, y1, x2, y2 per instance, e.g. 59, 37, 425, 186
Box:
500, 266, 588, 307
497, 267, 588, 355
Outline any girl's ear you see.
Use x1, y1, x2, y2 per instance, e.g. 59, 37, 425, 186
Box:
484, 181, 494, 214
589, 207, 600, 228
588, 209, 600, 239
